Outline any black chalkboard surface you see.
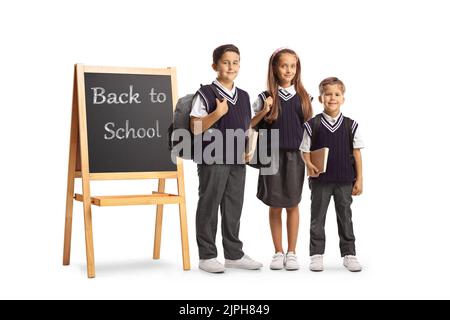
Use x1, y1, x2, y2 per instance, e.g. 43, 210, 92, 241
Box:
84, 72, 176, 173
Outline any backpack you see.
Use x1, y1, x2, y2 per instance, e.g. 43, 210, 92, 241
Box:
168, 84, 223, 160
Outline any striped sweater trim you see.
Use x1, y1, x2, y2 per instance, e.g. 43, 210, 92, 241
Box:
213, 82, 238, 105
321, 114, 344, 133
351, 120, 358, 135
304, 122, 313, 137
197, 89, 210, 112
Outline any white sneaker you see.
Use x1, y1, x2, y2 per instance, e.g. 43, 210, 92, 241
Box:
225, 255, 263, 270
270, 252, 285, 270
285, 252, 299, 271
199, 258, 225, 273
309, 254, 324, 272
343, 255, 362, 272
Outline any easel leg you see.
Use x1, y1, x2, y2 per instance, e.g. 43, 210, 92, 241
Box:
75, 64, 96, 278
63, 180, 75, 266
178, 200, 191, 270
63, 68, 79, 266
83, 201, 96, 278
153, 179, 165, 259
175, 158, 190, 270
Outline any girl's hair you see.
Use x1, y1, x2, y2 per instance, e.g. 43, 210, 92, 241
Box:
265, 48, 312, 124
319, 77, 346, 95
213, 44, 240, 65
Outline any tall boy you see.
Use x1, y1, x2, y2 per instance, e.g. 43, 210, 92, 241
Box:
190, 44, 262, 273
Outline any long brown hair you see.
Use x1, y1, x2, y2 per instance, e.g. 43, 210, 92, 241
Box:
265, 48, 312, 124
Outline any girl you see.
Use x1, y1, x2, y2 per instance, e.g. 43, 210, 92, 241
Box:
251, 48, 312, 270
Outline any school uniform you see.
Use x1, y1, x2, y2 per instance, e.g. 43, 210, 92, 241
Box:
300, 112, 364, 257
253, 85, 306, 208
190, 80, 252, 260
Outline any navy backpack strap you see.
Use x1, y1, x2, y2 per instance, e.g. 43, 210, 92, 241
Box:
209, 84, 224, 102
311, 114, 322, 150
344, 116, 357, 182
200, 83, 223, 103
343, 117, 355, 152
198, 84, 225, 129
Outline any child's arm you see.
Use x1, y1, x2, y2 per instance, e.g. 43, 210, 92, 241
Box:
250, 96, 273, 128
352, 148, 363, 196
300, 130, 319, 177
302, 152, 319, 177
190, 98, 228, 135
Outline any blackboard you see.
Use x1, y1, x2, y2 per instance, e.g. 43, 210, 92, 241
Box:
84, 72, 177, 173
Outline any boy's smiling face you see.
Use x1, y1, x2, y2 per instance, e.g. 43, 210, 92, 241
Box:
212, 51, 240, 83
319, 84, 345, 117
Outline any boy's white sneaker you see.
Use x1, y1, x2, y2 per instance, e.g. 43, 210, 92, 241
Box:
309, 254, 324, 272
270, 252, 285, 270
225, 255, 263, 270
343, 255, 362, 272
285, 252, 299, 271
199, 258, 225, 273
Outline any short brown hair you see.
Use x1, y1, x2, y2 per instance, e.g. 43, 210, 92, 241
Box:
319, 77, 346, 95
213, 44, 240, 64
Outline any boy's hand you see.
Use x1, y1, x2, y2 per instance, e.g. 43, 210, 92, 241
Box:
352, 179, 363, 196
263, 97, 273, 114
306, 163, 320, 177
215, 98, 228, 117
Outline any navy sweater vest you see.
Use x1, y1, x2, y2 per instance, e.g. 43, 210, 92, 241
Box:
259, 90, 304, 150
196, 83, 251, 164
304, 114, 357, 183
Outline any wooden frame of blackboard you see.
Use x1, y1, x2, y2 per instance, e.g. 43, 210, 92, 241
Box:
63, 64, 190, 278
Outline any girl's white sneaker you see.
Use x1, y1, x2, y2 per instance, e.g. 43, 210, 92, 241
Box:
270, 252, 285, 270
285, 252, 299, 271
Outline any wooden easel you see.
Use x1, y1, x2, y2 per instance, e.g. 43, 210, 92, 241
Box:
62, 64, 190, 278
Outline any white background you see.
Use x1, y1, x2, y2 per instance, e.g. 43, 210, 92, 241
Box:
1, 0, 449, 299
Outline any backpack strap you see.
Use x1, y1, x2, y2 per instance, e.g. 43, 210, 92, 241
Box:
343, 116, 355, 152
196, 84, 225, 129
196, 84, 224, 114
259, 91, 270, 102
311, 114, 322, 150
208, 84, 224, 102
200, 84, 223, 104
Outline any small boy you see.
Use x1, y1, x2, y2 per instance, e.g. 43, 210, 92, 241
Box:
300, 77, 364, 272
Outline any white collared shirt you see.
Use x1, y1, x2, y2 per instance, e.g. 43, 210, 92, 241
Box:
299, 112, 365, 152
252, 85, 296, 114
190, 80, 237, 117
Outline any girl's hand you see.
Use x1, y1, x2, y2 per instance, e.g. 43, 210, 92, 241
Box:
352, 179, 363, 196
215, 98, 229, 117
306, 163, 320, 177
263, 97, 273, 114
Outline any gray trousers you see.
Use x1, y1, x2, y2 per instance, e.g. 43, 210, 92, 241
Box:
196, 164, 245, 260
310, 180, 356, 257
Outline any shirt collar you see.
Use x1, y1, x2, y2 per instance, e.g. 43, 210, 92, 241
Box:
322, 112, 342, 123
213, 79, 236, 96
278, 85, 296, 96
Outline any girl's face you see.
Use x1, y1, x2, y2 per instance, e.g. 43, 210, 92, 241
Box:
213, 51, 240, 84
276, 53, 297, 87
319, 84, 345, 116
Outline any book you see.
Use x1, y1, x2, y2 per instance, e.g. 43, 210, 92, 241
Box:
309, 147, 329, 176
244, 127, 258, 163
